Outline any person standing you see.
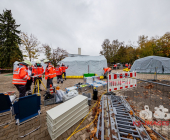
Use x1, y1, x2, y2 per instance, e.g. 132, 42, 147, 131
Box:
103, 67, 111, 79
25, 61, 33, 95
12, 60, 31, 97
44, 59, 56, 91
128, 63, 131, 69
61, 63, 68, 80
33, 60, 44, 91
55, 64, 63, 84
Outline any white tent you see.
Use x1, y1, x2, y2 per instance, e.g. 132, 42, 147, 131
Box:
60, 55, 107, 76
130, 56, 170, 73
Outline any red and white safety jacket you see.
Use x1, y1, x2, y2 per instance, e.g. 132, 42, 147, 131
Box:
61, 65, 68, 72
55, 66, 62, 76
32, 64, 44, 77
104, 67, 112, 74
12, 64, 30, 85
45, 63, 56, 79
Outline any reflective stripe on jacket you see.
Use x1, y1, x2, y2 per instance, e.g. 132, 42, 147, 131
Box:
45, 63, 56, 79
12, 64, 30, 85
33, 65, 44, 77
61, 66, 68, 72
107, 68, 111, 72
55, 67, 62, 76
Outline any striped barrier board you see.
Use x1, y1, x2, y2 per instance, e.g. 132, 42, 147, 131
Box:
107, 71, 137, 92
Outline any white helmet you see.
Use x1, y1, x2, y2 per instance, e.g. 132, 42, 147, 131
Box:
44, 59, 49, 63
22, 60, 32, 66
36, 59, 41, 63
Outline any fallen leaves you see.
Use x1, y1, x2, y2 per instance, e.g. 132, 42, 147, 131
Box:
3, 125, 9, 129
144, 125, 158, 140
129, 110, 133, 115
111, 129, 116, 135
150, 134, 157, 140
106, 137, 110, 140
86, 125, 90, 129
127, 134, 133, 139
111, 113, 115, 118
145, 84, 154, 89
144, 125, 152, 133
140, 131, 147, 138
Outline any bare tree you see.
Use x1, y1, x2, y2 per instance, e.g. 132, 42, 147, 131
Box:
42, 44, 51, 59
42, 44, 68, 67
100, 39, 112, 64
51, 47, 68, 67
20, 32, 41, 61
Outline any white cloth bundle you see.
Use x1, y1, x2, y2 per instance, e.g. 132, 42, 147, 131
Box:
63, 90, 78, 102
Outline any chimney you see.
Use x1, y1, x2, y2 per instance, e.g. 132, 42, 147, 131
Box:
78, 48, 81, 55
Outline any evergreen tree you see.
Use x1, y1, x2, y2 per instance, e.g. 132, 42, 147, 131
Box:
0, 9, 23, 68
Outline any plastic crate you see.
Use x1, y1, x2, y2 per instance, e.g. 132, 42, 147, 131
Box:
93, 84, 103, 91
79, 85, 91, 92
65, 86, 78, 93
44, 96, 56, 106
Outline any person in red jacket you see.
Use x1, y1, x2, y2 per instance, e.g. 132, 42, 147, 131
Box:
128, 63, 131, 69
44, 59, 56, 91
103, 67, 111, 79
32, 60, 44, 91
103, 67, 111, 74
61, 63, 68, 80
12, 60, 31, 97
55, 64, 63, 84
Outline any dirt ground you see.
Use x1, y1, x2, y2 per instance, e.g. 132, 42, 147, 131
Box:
116, 79, 170, 139
0, 73, 107, 140
1, 70, 170, 140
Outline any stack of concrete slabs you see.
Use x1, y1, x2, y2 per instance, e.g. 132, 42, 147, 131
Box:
46, 95, 89, 140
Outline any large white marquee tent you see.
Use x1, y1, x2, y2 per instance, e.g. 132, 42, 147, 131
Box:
60, 55, 107, 76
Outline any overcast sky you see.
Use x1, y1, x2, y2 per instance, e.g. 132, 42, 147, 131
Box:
1, 0, 170, 59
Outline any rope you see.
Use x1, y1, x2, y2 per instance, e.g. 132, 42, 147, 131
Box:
67, 92, 106, 140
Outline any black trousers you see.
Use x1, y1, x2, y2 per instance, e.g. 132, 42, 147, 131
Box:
63, 72, 66, 80
15, 84, 26, 98
57, 75, 63, 84
47, 78, 53, 89
26, 77, 32, 91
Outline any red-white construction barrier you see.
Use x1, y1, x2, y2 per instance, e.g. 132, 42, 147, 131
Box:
107, 71, 137, 91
